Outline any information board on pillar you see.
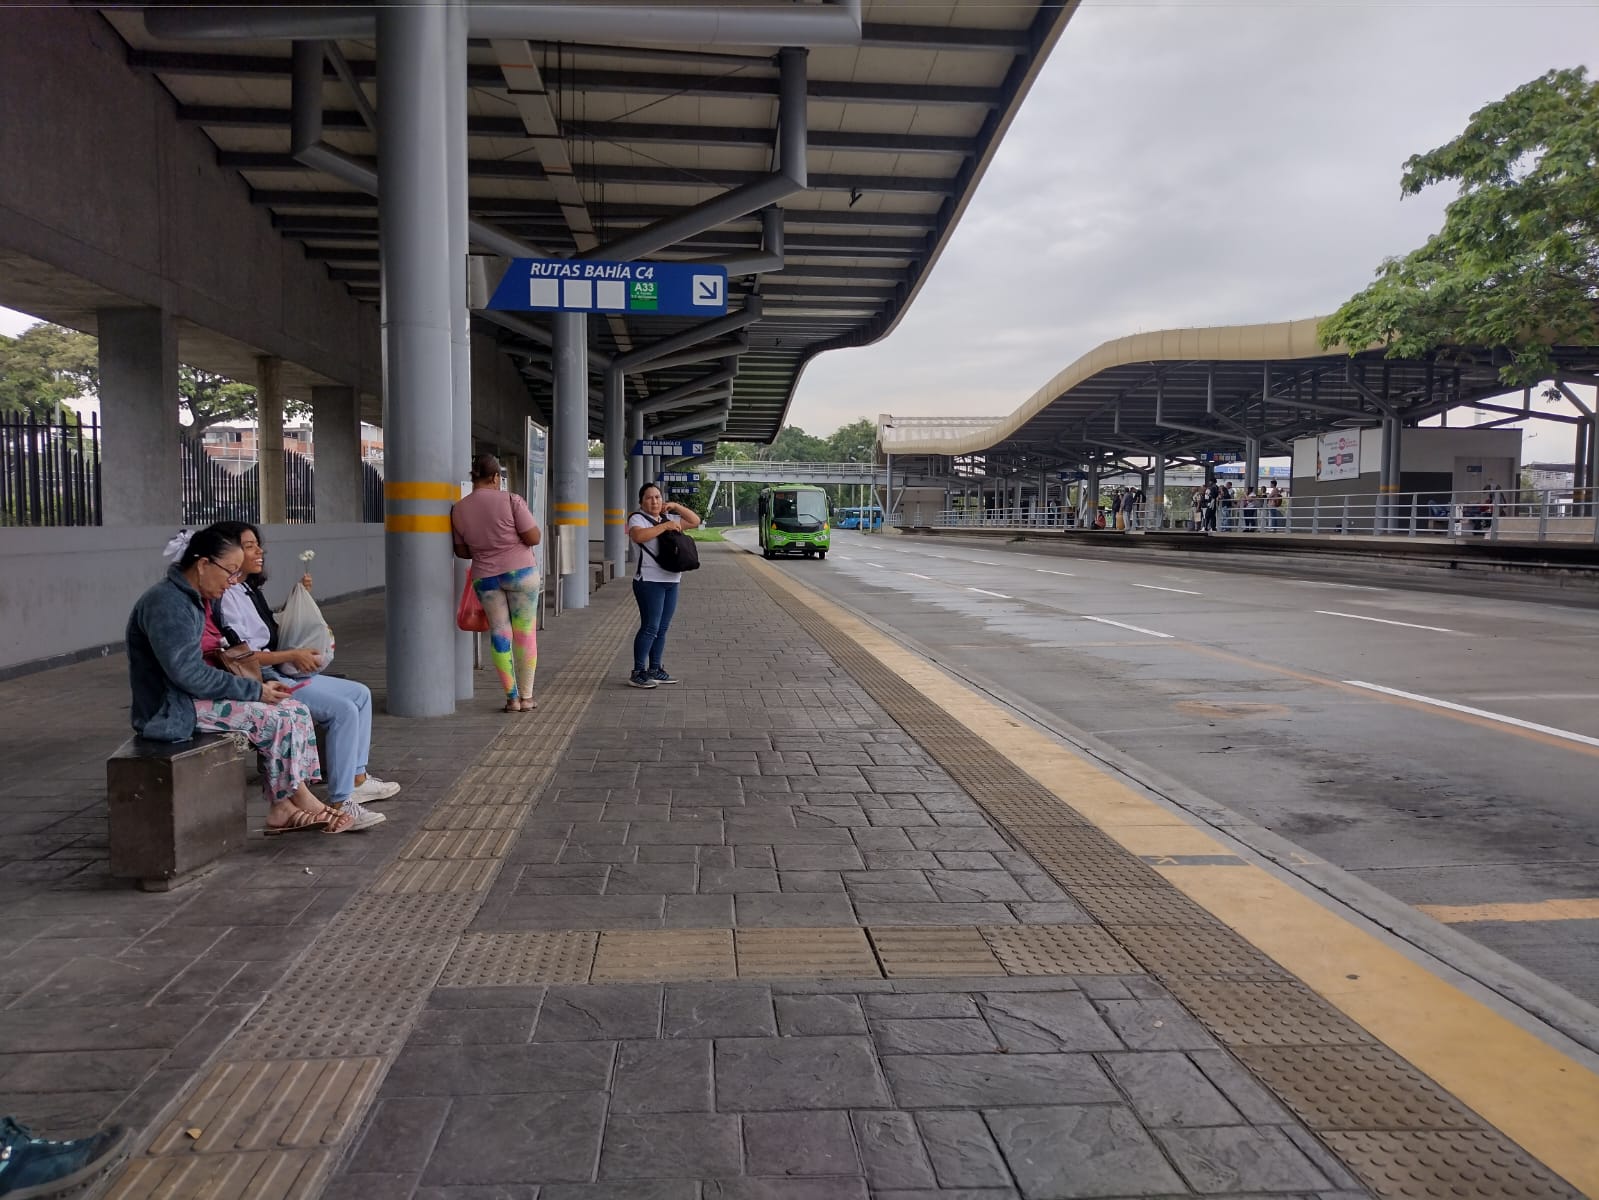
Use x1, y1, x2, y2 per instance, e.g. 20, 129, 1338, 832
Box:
488, 259, 728, 317
660, 472, 701, 484
633, 440, 705, 457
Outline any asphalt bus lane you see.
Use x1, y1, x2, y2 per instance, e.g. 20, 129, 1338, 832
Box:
746, 529, 1599, 1009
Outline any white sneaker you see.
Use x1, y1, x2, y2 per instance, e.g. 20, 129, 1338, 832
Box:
338, 799, 387, 831
351, 776, 401, 803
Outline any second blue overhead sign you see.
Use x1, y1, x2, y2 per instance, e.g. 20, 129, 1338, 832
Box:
487, 259, 728, 318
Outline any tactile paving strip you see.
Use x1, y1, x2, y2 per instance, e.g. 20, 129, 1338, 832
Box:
735, 927, 882, 979
323, 892, 481, 941
1107, 923, 1291, 980
371, 858, 500, 894
1066, 885, 1222, 926
438, 931, 598, 986
1235, 1044, 1486, 1131
1320, 1129, 1580, 1199
593, 929, 736, 982
982, 923, 1141, 976
107, 1149, 327, 1200
421, 803, 533, 830
1162, 978, 1376, 1047
870, 925, 1004, 977
223, 991, 429, 1061
281, 942, 457, 996
397, 829, 518, 860
147, 1057, 383, 1154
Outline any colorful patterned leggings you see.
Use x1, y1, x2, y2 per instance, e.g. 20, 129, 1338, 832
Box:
474, 565, 539, 701
193, 696, 322, 806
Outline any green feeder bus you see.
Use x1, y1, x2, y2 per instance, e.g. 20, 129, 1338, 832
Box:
758, 484, 830, 560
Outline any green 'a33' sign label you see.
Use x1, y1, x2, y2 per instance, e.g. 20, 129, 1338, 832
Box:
630, 281, 658, 311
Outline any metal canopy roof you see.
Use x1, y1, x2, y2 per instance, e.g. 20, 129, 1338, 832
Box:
879, 317, 1599, 474
103, 1, 1076, 443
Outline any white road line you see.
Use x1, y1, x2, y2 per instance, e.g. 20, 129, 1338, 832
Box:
1344, 681, 1599, 750
906, 572, 933, 581
969, 560, 1002, 567
1034, 568, 1075, 576
1083, 616, 1173, 639
864, 562, 886, 569
967, 587, 1012, 599
1132, 583, 1202, 596
1315, 610, 1464, 634
1289, 580, 1386, 591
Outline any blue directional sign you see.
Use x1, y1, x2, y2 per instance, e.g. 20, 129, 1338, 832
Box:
488, 259, 728, 317
659, 471, 701, 483
633, 440, 705, 457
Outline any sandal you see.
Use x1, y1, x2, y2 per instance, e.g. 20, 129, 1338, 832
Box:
520, 697, 538, 711
502, 699, 521, 714
322, 808, 356, 834
264, 808, 330, 836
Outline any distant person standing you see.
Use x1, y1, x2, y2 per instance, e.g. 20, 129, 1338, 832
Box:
627, 483, 702, 689
1242, 487, 1259, 532
1266, 481, 1284, 530
452, 453, 541, 713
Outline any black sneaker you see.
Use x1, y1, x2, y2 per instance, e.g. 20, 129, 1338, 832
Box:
627, 670, 658, 689
0, 1117, 128, 1199
648, 668, 679, 685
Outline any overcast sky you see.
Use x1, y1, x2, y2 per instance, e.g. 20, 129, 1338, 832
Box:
787, 0, 1599, 459
4, 1, 1595, 457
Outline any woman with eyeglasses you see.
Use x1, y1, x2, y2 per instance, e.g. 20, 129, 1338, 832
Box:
126, 527, 353, 834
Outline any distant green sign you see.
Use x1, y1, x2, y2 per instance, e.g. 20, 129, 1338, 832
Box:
630, 281, 658, 312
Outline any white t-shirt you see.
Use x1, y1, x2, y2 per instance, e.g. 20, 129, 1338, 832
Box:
219, 584, 274, 651
628, 512, 682, 584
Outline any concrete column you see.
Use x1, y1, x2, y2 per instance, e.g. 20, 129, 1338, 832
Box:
98, 306, 180, 526
603, 363, 626, 573
1245, 437, 1260, 491
311, 385, 362, 522
378, 0, 456, 717
447, 0, 473, 702
257, 356, 286, 524
1153, 457, 1166, 529
553, 312, 589, 609
627, 405, 644, 555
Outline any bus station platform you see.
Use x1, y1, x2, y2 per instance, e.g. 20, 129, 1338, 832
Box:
2, 546, 1596, 1200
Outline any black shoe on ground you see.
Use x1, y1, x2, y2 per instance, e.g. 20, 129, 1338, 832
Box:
627, 670, 658, 689
648, 668, 678, 685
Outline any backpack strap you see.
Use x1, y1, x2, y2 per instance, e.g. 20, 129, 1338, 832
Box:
630, 510, 664, 578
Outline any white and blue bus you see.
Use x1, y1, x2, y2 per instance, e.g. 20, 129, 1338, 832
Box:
834, 505, 883, 530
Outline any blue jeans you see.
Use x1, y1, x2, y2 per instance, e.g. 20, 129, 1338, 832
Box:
266, 669, 371, 803
632, 579, 679, 673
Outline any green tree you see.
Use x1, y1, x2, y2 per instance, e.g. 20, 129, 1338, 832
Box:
179, 366, 261, 453
827, 418, 877, 463
767, 424, 831, 462
1320, 67, 1599, 385
0, 322, 98, 420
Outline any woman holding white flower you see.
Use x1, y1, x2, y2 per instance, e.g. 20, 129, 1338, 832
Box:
202, 522, 399, 830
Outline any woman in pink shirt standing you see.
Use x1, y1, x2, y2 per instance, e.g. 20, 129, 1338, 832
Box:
451, 453, 542, 712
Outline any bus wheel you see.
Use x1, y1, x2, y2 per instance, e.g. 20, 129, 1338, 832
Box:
817, 550, 826, 560
762, 545, 773, 560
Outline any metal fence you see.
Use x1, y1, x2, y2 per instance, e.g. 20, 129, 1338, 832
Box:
1, 417, 384, 527
930, 487, 1599, 545
0, 413, 102, 526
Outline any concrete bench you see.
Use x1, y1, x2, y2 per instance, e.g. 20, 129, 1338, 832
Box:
107, 733, 247, 892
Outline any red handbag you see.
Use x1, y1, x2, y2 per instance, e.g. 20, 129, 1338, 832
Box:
456, 576, 489, 632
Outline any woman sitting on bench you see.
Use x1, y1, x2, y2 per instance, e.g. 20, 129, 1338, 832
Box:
204, 521, 398, 832
127, 527, 354, 834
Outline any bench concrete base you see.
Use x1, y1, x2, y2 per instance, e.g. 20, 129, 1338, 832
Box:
107, 732, 247, 892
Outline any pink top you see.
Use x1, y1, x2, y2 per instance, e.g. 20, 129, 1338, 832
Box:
451, 489, 537, 580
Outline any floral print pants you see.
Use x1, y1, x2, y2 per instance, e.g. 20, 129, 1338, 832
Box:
194, 697, 322, 806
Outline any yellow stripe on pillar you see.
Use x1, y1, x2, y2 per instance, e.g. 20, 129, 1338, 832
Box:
554, 502, 589, 511
385, 514, 454, 534
385, 481, 459, 501
553, 518, 589, 526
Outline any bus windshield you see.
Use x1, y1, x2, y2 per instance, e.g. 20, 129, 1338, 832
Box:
772, 490, 829, 532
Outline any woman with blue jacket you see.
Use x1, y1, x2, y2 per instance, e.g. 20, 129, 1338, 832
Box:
127, 526, 351, 834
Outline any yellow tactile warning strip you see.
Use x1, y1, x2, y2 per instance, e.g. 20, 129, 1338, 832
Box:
1320, 1130, 1575, 1200
870, 925, 1004, 977
984, 923, 1142, 976
439, 930, 599, 986
734, 927, 880, 979
1235, 1044, 1486, 1131
741, 553, 1599, 1199
1106, 923, 1289, 981
593, 929, 736, 982
107, 598, 638, 1197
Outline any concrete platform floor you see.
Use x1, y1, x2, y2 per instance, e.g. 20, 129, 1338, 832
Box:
0, 546, 1591, 1199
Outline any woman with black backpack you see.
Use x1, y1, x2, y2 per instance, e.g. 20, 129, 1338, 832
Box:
626, 482, 701, 689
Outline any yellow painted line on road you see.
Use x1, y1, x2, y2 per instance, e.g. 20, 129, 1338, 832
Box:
1419, 898, 1599, 924
746, 553, 1599, 1197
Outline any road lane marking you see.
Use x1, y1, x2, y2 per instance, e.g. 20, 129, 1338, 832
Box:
864, 562, 885, 569
1084, 616, 1173, 639
1290, 580, 1386, 591
1034, 569, 1075, 576
1316, 610, 1464, 634
1133, 583, 1202, 595
1419, 898, 1599, 924
906, 573, 933, 581
1344, 681, 1599, 750
967, 587, 1011, 599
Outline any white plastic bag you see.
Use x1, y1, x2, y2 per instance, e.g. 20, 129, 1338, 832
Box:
276, 582, 335, 675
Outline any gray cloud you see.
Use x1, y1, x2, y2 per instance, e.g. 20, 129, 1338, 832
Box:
790, 1, 1599, 444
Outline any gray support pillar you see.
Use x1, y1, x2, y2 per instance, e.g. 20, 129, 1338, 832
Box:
885, 452, 893, 525
603, 364, 626, 573
627, 405, 644, 539
553, 312, 590, 609
1153, 457, 1166, 529
1087, 463, 1100, 513
378, 0, 456, 717
257, 356, 286, 525
447, 0, 473, 702
1245, 437, 1260, 491
311, 385, 362, 522
1388, 418, 1404, 534
98, 306, 180, 526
